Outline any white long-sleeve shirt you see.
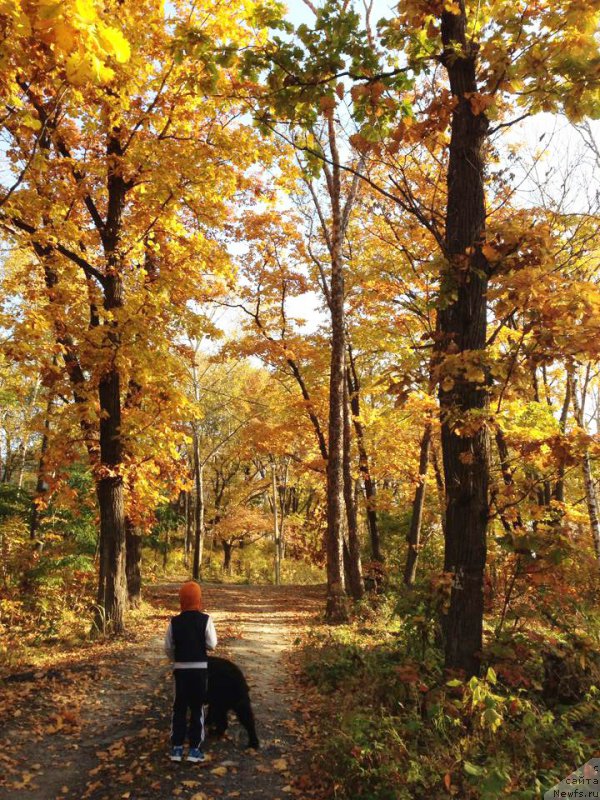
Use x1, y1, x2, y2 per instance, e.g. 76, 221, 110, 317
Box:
164, 614, 217, 669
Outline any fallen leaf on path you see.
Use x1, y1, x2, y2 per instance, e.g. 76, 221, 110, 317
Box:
273, 758, 288, 771
211, 766, 228, 776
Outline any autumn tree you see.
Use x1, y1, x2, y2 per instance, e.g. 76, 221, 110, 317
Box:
0, 0, 278, 631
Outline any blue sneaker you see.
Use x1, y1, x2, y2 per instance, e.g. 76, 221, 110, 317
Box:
170, 745, 184, 762
187, 747, 205, 763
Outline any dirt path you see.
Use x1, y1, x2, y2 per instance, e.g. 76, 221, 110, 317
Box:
0, 582, 325, 800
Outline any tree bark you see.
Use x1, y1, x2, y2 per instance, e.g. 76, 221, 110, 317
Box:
184, 490, 192, 568
271, 460, 282, 586
125, 519, 142, 608
96, 359, 127, 633
95, 135, 129, 634
324, 110, 348, 622
438, 1, 490, 676
404, 422, 432, 586
192, 428, 205, 580
347, 348, 382, 562
343, 374, 364, 599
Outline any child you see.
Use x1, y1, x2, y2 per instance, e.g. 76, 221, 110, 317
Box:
164, 581, 217, 762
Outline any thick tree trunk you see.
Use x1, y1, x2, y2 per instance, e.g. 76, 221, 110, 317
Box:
93, 131, 129, 634
95, 142, 128, 632
96, 322, 127, 633
125, 519, 142, 608
343, 375, 364, 600
439, 2, 490, 676
96, 359, 127, 632
404, 422, 432, 586
325, 111, 348, 623
347, 350, 382, 562
96, 473, 127, 633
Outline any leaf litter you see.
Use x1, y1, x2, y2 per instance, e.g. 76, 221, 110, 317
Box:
0, 582, 326, 800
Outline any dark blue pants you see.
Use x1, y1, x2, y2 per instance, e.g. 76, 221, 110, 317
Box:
171, 669, 208, 748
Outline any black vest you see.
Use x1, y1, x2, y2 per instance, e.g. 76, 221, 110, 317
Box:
171, 610, 209, 662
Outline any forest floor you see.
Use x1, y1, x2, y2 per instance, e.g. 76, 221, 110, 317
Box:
0, 582, 327, 800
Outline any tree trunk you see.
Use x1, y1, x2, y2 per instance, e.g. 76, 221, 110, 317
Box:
96, 388, 127, 632
93, 130, 129, 635
96, 339, 127, 633
343, 374, 364, 599
95, 260, 127, 634
96, 474, 127, 633
271, 460, 282, 586
404, 422, 432, 586
184, 490, 192, 568
347, 349, 382, 562
279, 460, 289, 562
494, 428, 525, 532
125, 519, 142, 608
570, 369, 600, 559
192, 428, 205, 580
438, 2, 490, 676
223, 540, 233, 574
16, 440, 27, 490
431, 444, 446, 532
325, 110, 348, 623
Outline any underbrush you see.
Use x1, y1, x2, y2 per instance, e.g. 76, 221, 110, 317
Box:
199, 540, 325, 585
296, 588, 600, 799
0, 515, 96, 671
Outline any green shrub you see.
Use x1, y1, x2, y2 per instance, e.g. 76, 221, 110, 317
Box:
298, 610, 600, 799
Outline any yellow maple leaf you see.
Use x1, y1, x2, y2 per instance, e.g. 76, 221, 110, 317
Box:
98, 24, 131, 63
73, 0, 95, 23
66, 51, 114, 85
53, 20, 77, 52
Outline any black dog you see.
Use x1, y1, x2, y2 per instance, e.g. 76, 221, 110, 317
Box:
206, 656, 259, 748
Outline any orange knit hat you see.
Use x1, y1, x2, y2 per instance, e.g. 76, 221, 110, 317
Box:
179, 581, 202, 611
